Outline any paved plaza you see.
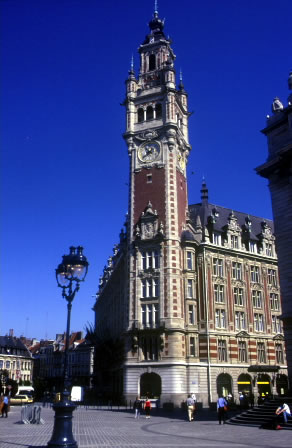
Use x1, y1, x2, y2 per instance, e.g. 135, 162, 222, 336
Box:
0, 404, 291, 448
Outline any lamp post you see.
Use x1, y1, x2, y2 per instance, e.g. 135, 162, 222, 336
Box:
48, 246, 89, 448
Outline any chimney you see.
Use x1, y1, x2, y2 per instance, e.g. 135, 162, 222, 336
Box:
9, 329, 14, 337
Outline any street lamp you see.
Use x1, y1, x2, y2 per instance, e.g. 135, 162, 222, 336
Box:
48, 246, 89, 448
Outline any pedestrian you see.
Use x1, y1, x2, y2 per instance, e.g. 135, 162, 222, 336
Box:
1, 395, 9, 418
144, 397, 151, 419
186, 395, 195, 422
249, 394, 254, 409
275, 403, 291, 425
133, 396, 142, 419
217, 395, 228, 425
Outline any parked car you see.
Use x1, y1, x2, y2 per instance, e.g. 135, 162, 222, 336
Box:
10, 394, 33, 405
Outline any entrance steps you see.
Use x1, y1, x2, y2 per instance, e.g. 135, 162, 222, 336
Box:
227, 397, 292, 430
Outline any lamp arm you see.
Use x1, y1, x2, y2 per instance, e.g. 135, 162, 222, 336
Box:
60, 280, 80, 303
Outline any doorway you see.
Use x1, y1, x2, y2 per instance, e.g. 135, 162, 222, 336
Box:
140, 372, 161, 399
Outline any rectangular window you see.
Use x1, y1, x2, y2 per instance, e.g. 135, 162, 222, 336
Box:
272, 315, 281, 333
188, 304, 195, 324
275, 344, 284, 364
235, 311, 246, 330
232, 262, 242, 280
214, 284, 224, 303
215, 309, 226, 328
189, 337, 195, 356
141, 278, 159, 298
187, 279, 194, 298
0, 360, 3, 369
146, 174, 152, 183
234, 287, 244, 306
250, 265, 260, 283
252, 290, 263, 308
238, 341, 247, 362
257, 342, 266, 363
213, 232, 222, 245
218, 340, 227, 361
231, 235, 239, 249
142, 335, 159, 361
186, 251, 193, 270
141, 250, 159, 270
249, 241, 257, 253
254, 313, 264, 332
213, 258, 224, 277
266, 243, 273, 257
267, 269, 277, 286
270, 293, 280, 311
141, 303, 159, 327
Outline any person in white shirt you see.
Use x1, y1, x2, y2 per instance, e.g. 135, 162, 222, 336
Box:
276, 403, 291, 424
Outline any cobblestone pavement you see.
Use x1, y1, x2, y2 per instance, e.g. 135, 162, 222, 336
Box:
0, 404, 291, 448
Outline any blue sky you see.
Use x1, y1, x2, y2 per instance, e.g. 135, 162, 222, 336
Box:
1, 0, 291, 340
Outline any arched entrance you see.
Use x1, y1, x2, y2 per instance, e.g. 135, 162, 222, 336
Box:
257, 374, 271, 397
217, 373, 232, 398
237, 374, 252, 396
140, 372, 161, 399
276, 374, 288, 396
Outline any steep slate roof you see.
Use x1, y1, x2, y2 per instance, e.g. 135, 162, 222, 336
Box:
0, 335, 31, 356
189, 202, 274, 241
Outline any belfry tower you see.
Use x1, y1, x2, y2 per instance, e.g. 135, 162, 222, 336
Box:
94, 7, 288, 408
122, 7, 193, 402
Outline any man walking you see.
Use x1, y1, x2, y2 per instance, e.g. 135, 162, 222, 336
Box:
186, 395, 195, 422
217, 395, 228, 425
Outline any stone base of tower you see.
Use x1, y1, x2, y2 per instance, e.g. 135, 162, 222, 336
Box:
123, 362, 289, 409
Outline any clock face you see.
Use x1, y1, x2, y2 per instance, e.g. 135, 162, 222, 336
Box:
138, 142, 160, 163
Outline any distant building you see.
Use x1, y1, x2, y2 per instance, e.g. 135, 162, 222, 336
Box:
30, 332, 94, 392
0, 330, 33, 388
256, 72, 292, 386
94, 8, 288, 407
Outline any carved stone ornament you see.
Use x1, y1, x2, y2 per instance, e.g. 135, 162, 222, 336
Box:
273, 334, 285, 341
227, 211, 241, 233
236, 330, 250, 338
260, 221, 275, 241
135, 130, 159, 141
135, 201, 162, 241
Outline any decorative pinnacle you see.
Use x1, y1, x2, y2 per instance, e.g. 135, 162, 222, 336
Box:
131, 54, 134, 71
180, 69, 183, 82
154, 0, 158, 15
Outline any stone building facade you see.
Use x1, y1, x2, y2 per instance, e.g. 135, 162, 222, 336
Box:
94, 8, 288, 407
0, 332, 33, 387
256, 74, 292, 387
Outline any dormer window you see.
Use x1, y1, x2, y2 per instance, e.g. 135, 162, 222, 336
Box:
149, 54, 156, 71
249, 241, 257, 253
231, 235, 239, 249
266, 243, 273, 257
213, 232, 221, 245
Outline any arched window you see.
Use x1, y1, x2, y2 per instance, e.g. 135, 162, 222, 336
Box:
237, 373, 252, 396
156, 103, 162, 119
138, 108, 144, 123
149, 54, 156, 71
217, 373, 232, 397
146, 106, 154, 120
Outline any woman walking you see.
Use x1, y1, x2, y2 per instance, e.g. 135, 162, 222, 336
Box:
144, 397, 152, 419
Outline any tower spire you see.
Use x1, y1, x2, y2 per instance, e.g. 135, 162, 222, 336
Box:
201, 177, 209, 204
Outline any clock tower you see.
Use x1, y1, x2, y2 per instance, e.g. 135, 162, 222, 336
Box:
123, 6, 193, 403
